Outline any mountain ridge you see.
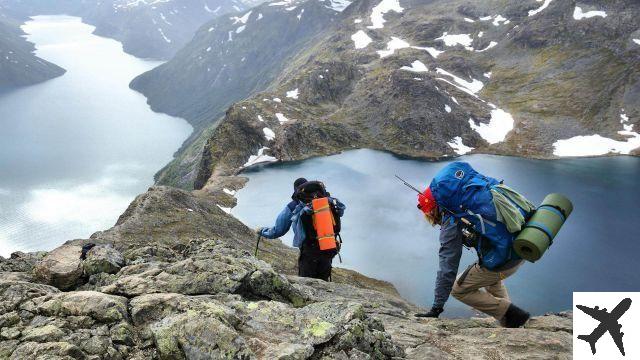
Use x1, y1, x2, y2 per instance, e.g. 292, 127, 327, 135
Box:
128, 0, 639, 190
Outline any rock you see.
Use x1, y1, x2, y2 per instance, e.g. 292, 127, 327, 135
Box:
37, 291, 129, 323
0, 251, 46, 273
9, 341, 85, 360
0, 279, 59, 314
20, 324, 65, 342
83, 245, 124, 276
33, 245, 84, 290
103, 240, 306, 306
0, 272, 33, 282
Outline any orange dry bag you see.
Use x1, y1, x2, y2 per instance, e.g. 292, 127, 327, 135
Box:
311, 197, 337, 251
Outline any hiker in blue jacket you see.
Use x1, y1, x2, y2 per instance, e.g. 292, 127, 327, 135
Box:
257, 178, 345, 281
414, 162, 531, 328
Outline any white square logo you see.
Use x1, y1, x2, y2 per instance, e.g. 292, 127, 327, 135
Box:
574, 292, 639, 359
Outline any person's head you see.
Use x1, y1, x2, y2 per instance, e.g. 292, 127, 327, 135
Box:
418, 187, 441, 226
293, 177, 308, 191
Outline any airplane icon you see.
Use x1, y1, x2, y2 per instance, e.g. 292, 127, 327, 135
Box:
577, 298, 632, 356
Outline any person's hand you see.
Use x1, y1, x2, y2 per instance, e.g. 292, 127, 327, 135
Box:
255, 227, 265, 236
415, 306, 444, 318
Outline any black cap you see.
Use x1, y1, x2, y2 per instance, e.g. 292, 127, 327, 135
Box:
294, 177, 307, 190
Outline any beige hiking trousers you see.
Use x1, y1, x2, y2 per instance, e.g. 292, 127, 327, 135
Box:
451, 262, 523, 320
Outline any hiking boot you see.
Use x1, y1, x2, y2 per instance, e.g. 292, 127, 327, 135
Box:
415, 306, 444, 318
503, 304, 530, 328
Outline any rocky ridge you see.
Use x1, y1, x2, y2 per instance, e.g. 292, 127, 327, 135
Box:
0, 186, 572, 359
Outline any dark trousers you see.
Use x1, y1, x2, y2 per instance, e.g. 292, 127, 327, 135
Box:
298, 252, 333, 281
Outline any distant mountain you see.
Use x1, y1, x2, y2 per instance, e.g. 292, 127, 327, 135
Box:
0, 0, 258, 60
136, 0, 637, 189
82, 0, 251, 59
130, 0, 347, 186
0, 14, 65, 89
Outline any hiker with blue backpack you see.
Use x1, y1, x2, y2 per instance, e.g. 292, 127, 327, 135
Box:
412, 162, 538, 327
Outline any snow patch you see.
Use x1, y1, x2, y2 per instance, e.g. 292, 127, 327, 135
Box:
354, 18, 362, 24
492, 15, 508, 26
258, 115, 265, 122
553, 133, 640, 157
475, 41, 497, 52
528, 0, 553, 17
377, 37, 410, 58
464, 17, 475, 23
286, 88, 299, 99
326, 0, 352, 12
223, 188, 236, 196
573, 6, 607, 20
435, 68, 484, 94
243, 147, 278, 167
275, 113, 289, 123
157, 28, 171, 43
448, 136, 474, 155
263, 127, 276, 140
367, 0, 403, 29
352, 30, 372, 49
411, 46, 444, 58
217, 205, 232, 214
236, 25, 246, 33
435, 32, 473, 50
400, 60, 428, 73
483, 72, 492, 78
231, 11, 252, 24
444, 104, 451, 113
468, 109, 514, 144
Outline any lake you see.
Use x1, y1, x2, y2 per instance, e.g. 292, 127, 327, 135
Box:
233, 149, 640, 316
0, 16, 191, 257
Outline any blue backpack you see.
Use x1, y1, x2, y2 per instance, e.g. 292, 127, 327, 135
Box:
430, 162, 526, 269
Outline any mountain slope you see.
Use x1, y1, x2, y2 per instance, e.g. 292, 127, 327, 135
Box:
190, 0, 639, 189
130, 0, 347, 187
0, 15, 65, 89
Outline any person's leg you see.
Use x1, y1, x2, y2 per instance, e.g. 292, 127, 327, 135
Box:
315, 255, 333, 281
451, 264, 519, 320
298, 253, 314, 278
485, 280, 510, 302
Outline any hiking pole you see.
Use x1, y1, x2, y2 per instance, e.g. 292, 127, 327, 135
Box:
254, 234, 262, 257
395, 175, 423, 195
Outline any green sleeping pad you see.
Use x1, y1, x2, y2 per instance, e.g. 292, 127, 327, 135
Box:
514, 193, 573, 262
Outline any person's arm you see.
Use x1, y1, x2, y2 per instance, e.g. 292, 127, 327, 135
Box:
433, 217, 463, 309
331, 197, 346, 217
260, 204, 294, 239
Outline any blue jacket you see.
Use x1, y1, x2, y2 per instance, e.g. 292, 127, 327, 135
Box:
260, 198, 345, 248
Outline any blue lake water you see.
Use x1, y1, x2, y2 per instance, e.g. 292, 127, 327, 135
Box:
0, 16, 191, 257
233, 149, 640, 317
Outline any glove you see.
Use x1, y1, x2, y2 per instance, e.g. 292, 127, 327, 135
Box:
415, 306, 444, 318
255, 227, 265, 236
